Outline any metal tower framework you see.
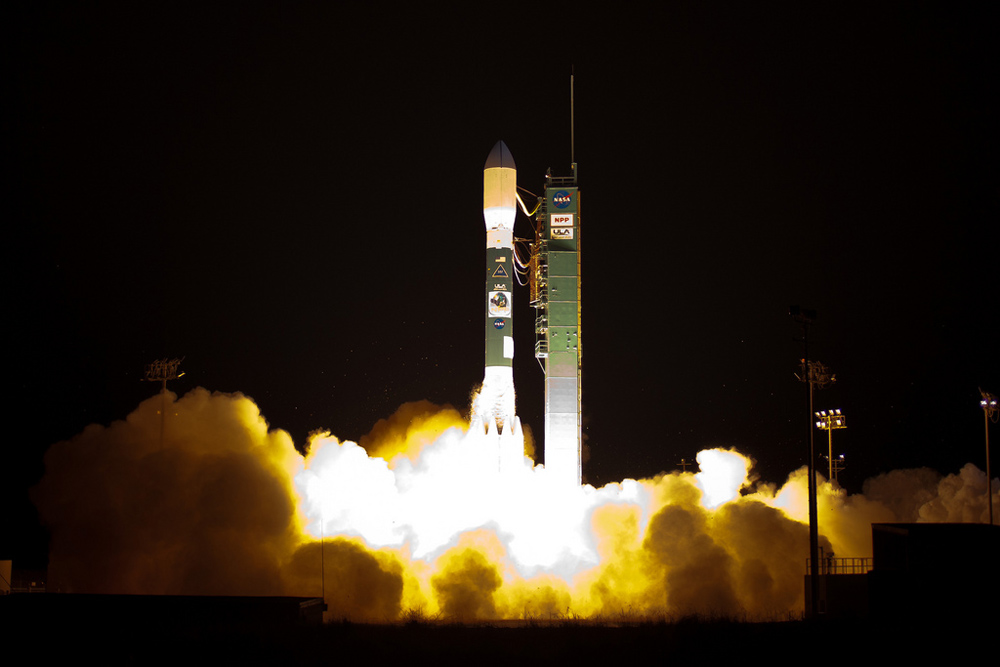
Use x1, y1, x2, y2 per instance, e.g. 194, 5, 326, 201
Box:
531, 167, 581, 485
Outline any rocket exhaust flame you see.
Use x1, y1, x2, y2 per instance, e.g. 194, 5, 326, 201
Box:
33, 389, 1000, 621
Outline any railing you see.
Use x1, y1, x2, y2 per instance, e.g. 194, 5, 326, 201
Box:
806, 557, 873, 575
547, 175, 577, 187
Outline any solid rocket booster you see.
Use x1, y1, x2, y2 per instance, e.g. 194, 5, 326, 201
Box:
481, 140, 517, 432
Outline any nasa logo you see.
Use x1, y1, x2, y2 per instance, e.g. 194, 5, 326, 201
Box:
493, 319, 505, 329
553, 190, 572, 209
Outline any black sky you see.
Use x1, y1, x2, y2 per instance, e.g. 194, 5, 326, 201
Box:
5, 3, 997, 566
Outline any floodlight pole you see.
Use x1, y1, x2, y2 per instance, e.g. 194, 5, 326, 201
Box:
832, 454, 846, 482
791, 307, 819, 617
321, 515, 328, 620
980, 388, 997, 526
143, 358, 185, 448
815, 410, 847, 481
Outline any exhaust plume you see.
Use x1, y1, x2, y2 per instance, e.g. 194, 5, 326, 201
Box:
33, 388, 1000, 620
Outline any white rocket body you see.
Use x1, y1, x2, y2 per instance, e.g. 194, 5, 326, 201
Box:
472, 141, 523, 474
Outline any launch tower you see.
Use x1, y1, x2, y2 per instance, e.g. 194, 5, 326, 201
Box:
531, 164, 582, 485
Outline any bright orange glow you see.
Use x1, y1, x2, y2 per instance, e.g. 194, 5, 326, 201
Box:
32, 389, 1000, 621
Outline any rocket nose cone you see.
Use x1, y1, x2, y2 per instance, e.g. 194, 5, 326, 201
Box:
485, 141, 515, 170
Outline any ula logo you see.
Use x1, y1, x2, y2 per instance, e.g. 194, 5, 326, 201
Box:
553, 190, 572, 209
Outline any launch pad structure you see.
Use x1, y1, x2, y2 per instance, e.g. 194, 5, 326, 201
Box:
530, 164, 582, 486
475, 136, 583, 486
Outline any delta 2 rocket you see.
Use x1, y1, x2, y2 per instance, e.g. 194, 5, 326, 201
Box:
479, 141, 518, 435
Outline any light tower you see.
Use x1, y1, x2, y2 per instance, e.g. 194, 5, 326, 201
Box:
143, 357, 184, 448
815, 409, 847, 482
980, 388, 997, 525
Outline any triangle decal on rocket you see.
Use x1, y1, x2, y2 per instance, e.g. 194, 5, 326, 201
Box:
492, 264, 509, 278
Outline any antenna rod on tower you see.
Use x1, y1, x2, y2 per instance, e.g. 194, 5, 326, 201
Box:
570, 70, 575, 165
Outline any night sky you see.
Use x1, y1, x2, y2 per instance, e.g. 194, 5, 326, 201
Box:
5, 3, 996, 567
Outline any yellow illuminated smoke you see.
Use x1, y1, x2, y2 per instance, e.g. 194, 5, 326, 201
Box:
33, 389, 1000, 621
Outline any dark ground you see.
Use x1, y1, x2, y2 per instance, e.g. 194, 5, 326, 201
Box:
1, 593, 988, 665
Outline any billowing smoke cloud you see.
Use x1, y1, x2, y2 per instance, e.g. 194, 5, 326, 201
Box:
863, 464, 996, 523
33, 388, 301, 596
32, 389, 999, 621
432, 544, 503, 620
284, 538, 406, 620
358, 399, 466, 463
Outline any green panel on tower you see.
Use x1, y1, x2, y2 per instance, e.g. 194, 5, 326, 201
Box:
532, 175, 582, 486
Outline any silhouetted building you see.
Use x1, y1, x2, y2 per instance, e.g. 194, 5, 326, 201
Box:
807, 522, 998, 620
868, 522, 998, 621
